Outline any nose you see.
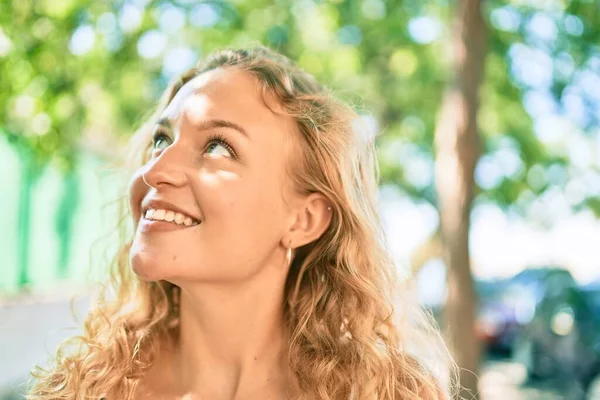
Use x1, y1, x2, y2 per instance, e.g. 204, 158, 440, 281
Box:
142, 147, 187, 189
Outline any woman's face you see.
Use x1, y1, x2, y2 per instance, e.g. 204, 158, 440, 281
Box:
128, 67, 300, 283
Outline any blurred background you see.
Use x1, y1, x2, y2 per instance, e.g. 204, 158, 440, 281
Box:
1, 0, 600, 398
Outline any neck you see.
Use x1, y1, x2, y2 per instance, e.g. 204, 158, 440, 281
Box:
153, 260, 299, 399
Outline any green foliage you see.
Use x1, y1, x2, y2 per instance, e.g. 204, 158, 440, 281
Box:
1, 0, 599, 217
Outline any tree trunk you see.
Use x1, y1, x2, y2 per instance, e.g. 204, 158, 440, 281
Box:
433, 0, 486, 398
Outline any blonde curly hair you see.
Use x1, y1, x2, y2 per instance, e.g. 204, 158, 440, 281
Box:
27, 47, 457, 400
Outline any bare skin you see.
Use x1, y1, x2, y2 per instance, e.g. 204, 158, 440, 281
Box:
127, 67, 331, 399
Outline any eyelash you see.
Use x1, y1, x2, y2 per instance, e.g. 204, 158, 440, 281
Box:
150, 131, 238, 159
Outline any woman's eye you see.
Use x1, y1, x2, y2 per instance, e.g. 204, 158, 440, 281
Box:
206, 142, 232, 157
152, 134, 171, 150
205, 134, 236, 158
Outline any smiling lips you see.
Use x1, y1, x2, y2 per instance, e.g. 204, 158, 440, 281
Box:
144, 208, 200, 227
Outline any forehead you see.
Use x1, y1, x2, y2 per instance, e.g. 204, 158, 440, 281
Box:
162, 67, 293, 136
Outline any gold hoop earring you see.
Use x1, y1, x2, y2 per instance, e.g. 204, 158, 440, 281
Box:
286, 246, 292, 267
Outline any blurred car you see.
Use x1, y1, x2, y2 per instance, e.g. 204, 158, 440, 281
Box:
581, 281, 600, 316
579, 281, 600, 397
475, 277, 519, 356
510, 268, 600, 398
474, 267, 565, 356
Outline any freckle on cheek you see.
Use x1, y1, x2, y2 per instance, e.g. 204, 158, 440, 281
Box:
172, 255, 177, 261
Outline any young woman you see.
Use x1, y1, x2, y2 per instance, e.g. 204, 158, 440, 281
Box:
28, 47, 456, 399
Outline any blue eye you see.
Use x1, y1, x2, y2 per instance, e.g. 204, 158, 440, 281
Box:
152, 132, 171, 150
205, 133, 237, 159
149, 130, 237, 159
206, 143, 230, 157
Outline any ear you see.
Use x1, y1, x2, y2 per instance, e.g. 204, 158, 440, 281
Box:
282, 193, 333, 249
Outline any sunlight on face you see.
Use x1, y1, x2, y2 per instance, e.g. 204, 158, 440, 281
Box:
127, 67, 299, 284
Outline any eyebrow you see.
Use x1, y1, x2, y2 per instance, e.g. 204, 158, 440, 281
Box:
156, 117, 250, 140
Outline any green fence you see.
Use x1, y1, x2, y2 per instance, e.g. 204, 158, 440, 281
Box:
0, 136, 124, 296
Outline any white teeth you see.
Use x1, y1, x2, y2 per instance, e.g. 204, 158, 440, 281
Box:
144, 208, 199, 226
152, 209, 166, 220
164, 210, 175, 222
174, 213, 184, 224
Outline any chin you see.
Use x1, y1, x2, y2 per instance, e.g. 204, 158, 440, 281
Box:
129, 249, 167, 282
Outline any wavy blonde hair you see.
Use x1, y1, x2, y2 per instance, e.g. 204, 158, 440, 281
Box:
27, 47, 457, 400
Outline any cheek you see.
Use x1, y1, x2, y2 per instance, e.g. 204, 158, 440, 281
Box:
192, 168, 287, 250
199, 184, 282, 250
225, 189, 285, 245
221, 180, 282, 221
